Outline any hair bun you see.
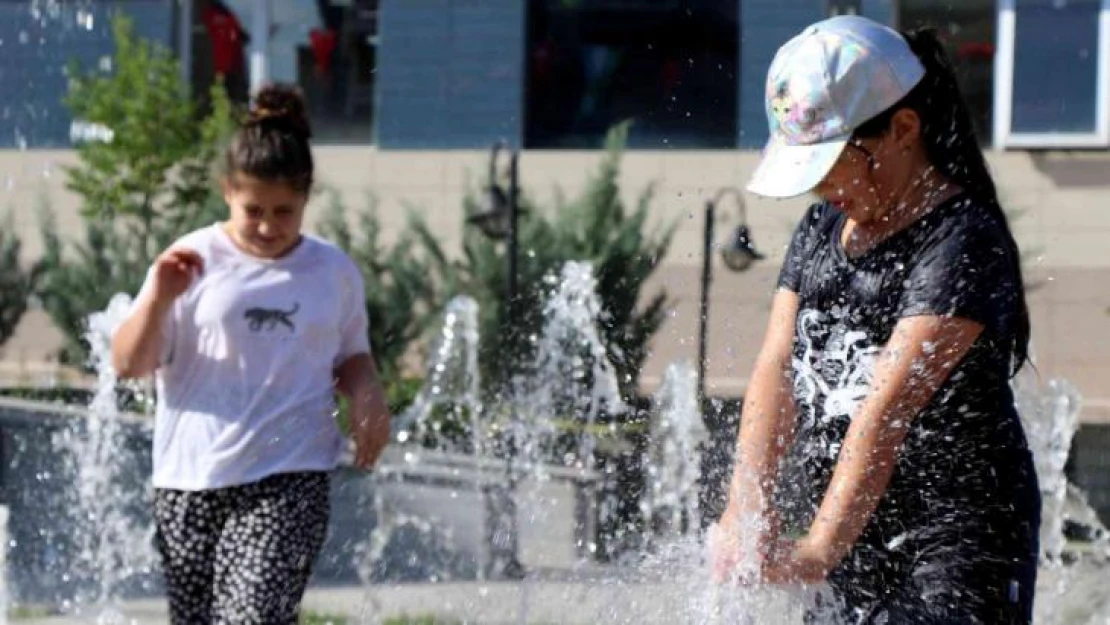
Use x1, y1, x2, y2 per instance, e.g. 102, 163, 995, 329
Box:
247, 84, 312, 139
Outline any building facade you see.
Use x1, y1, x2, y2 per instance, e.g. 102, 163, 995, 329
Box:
2, 1, 1109, 152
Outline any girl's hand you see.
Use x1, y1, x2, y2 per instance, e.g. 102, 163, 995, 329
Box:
352, 410, 390, 469
707, 506, 780, 584
760, 535, 834, 585
151, 248, 204, 303
707, 519, 746, 583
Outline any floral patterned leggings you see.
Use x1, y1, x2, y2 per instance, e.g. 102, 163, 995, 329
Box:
153, 472, 330, 625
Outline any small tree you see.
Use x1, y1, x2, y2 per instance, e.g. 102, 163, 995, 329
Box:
0, 212, 38, 347
315, 191, 439, 401
36, 14, 236, 365
413, 122, 676, 402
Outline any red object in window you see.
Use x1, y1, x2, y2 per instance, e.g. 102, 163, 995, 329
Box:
661, 58, 682, 95
201, 3, 247, 76
310, 29, 338, 77
957, 42, 995, 60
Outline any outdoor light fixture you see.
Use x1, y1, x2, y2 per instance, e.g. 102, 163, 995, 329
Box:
721, 223, 764, 273
467, 140, 518, 241
698, 186, 763, 403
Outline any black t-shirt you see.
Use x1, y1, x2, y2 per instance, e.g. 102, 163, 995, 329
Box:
773, 193, 1034, 535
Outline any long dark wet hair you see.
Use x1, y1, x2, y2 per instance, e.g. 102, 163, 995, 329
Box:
852, 28, 1031, 377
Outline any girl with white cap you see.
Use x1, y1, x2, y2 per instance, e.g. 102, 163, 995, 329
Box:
710, 15, 1040, 624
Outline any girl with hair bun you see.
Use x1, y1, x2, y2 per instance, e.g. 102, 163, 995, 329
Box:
710, 16, 1041, 624
111, 84, 391, 624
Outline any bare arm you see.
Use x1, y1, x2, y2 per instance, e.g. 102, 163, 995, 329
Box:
112, 248, 202, 379
725, 289, 800, 528
335, 353, 392, 469
767, 315, 983, 582
111, 293, 172, 379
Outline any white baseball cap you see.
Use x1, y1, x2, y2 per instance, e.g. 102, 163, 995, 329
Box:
746, 15, 926, 199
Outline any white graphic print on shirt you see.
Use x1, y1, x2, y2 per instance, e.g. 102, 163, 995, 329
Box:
792, 308, 881, 456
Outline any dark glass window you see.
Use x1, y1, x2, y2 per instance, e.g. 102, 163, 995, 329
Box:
191, 0, 378, 144
525, 0, 739, 149
897, 0, 995, 144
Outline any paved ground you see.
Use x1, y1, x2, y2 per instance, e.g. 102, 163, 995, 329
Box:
12, 560, 1110, 625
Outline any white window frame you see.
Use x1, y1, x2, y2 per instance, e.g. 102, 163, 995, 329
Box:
993, 0, 1110, 149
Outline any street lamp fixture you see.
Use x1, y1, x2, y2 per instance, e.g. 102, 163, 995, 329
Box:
467, 140, 518, 241
718, 186, 764, 272
698, 186, 763, 403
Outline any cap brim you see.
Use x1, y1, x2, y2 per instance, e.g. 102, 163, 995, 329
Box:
746, 136, 848, 199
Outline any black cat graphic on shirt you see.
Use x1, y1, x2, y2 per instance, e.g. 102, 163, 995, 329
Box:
244, 302, 300, 332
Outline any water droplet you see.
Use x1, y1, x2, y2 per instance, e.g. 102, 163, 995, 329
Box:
18, 31, 28, 45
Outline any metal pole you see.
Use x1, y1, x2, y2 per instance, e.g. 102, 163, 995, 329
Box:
697, 200, 714, 404
249, 0, 271, 96
178, 0, 194, 95
502, 149, 524, 578
507, 151, 520, 343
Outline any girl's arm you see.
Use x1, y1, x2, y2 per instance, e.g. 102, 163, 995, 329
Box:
764, 315, 983, 583
335, 353, 391, 469
728, 290, 801, 517
112, 248, 202, 378
112, 293, 173, 379
716, 290, 801, 565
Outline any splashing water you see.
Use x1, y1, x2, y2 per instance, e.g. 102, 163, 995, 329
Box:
0, 506, 6, 625
644, 361, 705, 541
512, 261, 626, 559
54, 293, 156, 621
1017, 372, 1085, 564
7, 285, 1110, 624
394, 295, 483, 451
362, 296, 489, 587
518, 261, 627, 472
1013, 369, 1110, 625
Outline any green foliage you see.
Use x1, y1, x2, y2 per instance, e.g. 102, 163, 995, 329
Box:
36, 13, 236, 365
0, 212, 38, 347
381, 616, 461, 625
299, 611, 350, 625
0, 385, 146, 413
412, 122, 676, 402
63, 15, 234, 235
315, 191, 439, 389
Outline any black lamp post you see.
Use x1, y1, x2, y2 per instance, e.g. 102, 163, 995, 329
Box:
467, 139, 526, 580
697, 187, 763, 404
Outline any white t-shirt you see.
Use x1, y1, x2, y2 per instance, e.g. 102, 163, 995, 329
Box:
129, 224, 370, 491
